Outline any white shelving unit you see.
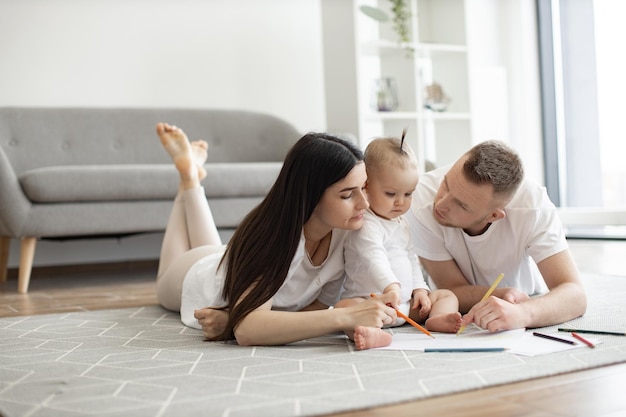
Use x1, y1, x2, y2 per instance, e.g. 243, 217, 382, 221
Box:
322, 0, 475, 170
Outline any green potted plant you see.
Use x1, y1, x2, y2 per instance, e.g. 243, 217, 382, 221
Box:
360, 0, 412, 48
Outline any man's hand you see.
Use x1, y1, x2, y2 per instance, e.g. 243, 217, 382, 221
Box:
194, 307, 229, 340
461, 296, 528, 332
494, 287, 530, 304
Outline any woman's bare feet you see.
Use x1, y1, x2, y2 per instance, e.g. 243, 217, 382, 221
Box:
156, 122, 208, 188
425, 312, 463, 333
353, 326, 393, 350
190, 140, 208, 180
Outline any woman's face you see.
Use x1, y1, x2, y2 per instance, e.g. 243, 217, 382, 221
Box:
312, 162, 369, 231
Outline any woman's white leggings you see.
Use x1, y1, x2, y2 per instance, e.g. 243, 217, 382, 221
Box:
156, 186, 223, 311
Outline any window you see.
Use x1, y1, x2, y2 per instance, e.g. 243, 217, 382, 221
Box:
538, 0, 626, 237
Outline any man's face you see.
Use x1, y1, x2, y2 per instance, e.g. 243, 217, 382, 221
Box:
432, 157, 499, 235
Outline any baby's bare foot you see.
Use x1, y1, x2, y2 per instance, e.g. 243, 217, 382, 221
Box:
353, 326, 393, 350
425, 312, 463, 333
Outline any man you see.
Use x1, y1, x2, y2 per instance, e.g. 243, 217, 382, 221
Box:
406, 140, 586, 331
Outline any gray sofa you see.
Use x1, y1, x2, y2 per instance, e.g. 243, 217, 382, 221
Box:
0, 107, 301, 293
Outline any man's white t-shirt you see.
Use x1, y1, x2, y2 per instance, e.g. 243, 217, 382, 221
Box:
180, 229, 349, 329
405, 165, 568, 295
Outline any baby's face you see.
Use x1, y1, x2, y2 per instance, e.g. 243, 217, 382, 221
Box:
366, 165, 419, 220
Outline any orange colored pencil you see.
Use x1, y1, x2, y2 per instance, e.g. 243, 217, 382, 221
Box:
395, 309, 434, 338
370, 293, 434, 338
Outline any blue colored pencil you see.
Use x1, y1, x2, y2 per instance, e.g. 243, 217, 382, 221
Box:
424, 347, 507, 353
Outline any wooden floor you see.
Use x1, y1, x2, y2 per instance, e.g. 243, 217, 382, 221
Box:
1, 240, 625, 416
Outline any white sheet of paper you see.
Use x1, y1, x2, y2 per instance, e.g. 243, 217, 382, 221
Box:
508, 332, 600, 356
375, 328, 600, 356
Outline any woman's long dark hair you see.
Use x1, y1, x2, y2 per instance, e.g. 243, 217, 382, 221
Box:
217, 132, 364, 340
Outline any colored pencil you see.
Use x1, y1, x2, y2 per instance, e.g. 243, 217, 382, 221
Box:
395, 309, 434, 338
571, 332, 595, 348
424, 347, 507, 353
370, 293, 434, 338
558, 328, 626, 336
532, 331, 575, 345
456, 273, 505, 336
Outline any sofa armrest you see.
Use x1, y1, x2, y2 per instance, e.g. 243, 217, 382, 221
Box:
0, 146, 31, 237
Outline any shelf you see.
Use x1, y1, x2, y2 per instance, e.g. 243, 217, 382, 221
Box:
422, 111, 471, 120
360, 40, 467, 55
416, 42, 467, 53
365, 111, 471, 121
364, 111, 419, 120
321, 0, 473, 169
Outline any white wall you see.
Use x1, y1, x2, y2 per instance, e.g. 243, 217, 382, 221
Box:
0, 0, 326, 267
466, 0, 544, 184
0, 0, 325, 134
1, 0, 544, 268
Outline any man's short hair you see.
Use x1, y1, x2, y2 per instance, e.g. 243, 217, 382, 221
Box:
463, 140, 524, 198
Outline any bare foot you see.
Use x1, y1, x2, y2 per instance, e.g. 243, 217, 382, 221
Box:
156, 123, 208, 186
190, 140, 208, 180
425, 312, 463, 333
353, 326, 393, 350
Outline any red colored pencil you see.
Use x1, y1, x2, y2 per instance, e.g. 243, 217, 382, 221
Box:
572, 332, 595, 348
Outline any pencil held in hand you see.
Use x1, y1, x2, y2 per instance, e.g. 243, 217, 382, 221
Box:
457, 273, 505, 336
370, 293, 434, 338
395, 309, 434, 338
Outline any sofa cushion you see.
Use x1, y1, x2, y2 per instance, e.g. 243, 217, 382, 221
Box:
19, 162, 282, 203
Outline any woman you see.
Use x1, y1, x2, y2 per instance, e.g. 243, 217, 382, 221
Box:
155, 123, 397, 345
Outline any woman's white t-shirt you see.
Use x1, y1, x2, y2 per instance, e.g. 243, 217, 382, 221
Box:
180, 229, 349, 329
405, 165, 568, 295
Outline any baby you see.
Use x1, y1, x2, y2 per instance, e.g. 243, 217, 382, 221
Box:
337, 135, 462, 350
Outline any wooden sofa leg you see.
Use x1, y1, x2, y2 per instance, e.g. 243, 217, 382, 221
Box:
0, 236, 9, 283
18, 237, 37, 294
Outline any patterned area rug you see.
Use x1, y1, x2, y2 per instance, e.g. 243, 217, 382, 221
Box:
0, 273, 625, 417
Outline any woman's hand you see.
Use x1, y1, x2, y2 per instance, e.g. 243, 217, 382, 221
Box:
194, 307, 229, 340
342, 294, 398, 331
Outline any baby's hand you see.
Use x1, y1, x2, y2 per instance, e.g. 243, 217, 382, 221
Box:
383, 283, 402, 309
410, 289, 431, 320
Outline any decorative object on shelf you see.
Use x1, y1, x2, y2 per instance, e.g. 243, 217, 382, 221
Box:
321, 0, 472, 171
359, 0, 413, 55
424, 82, 450, 112
359, 5, 390, 22
371, 77, 399, 112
